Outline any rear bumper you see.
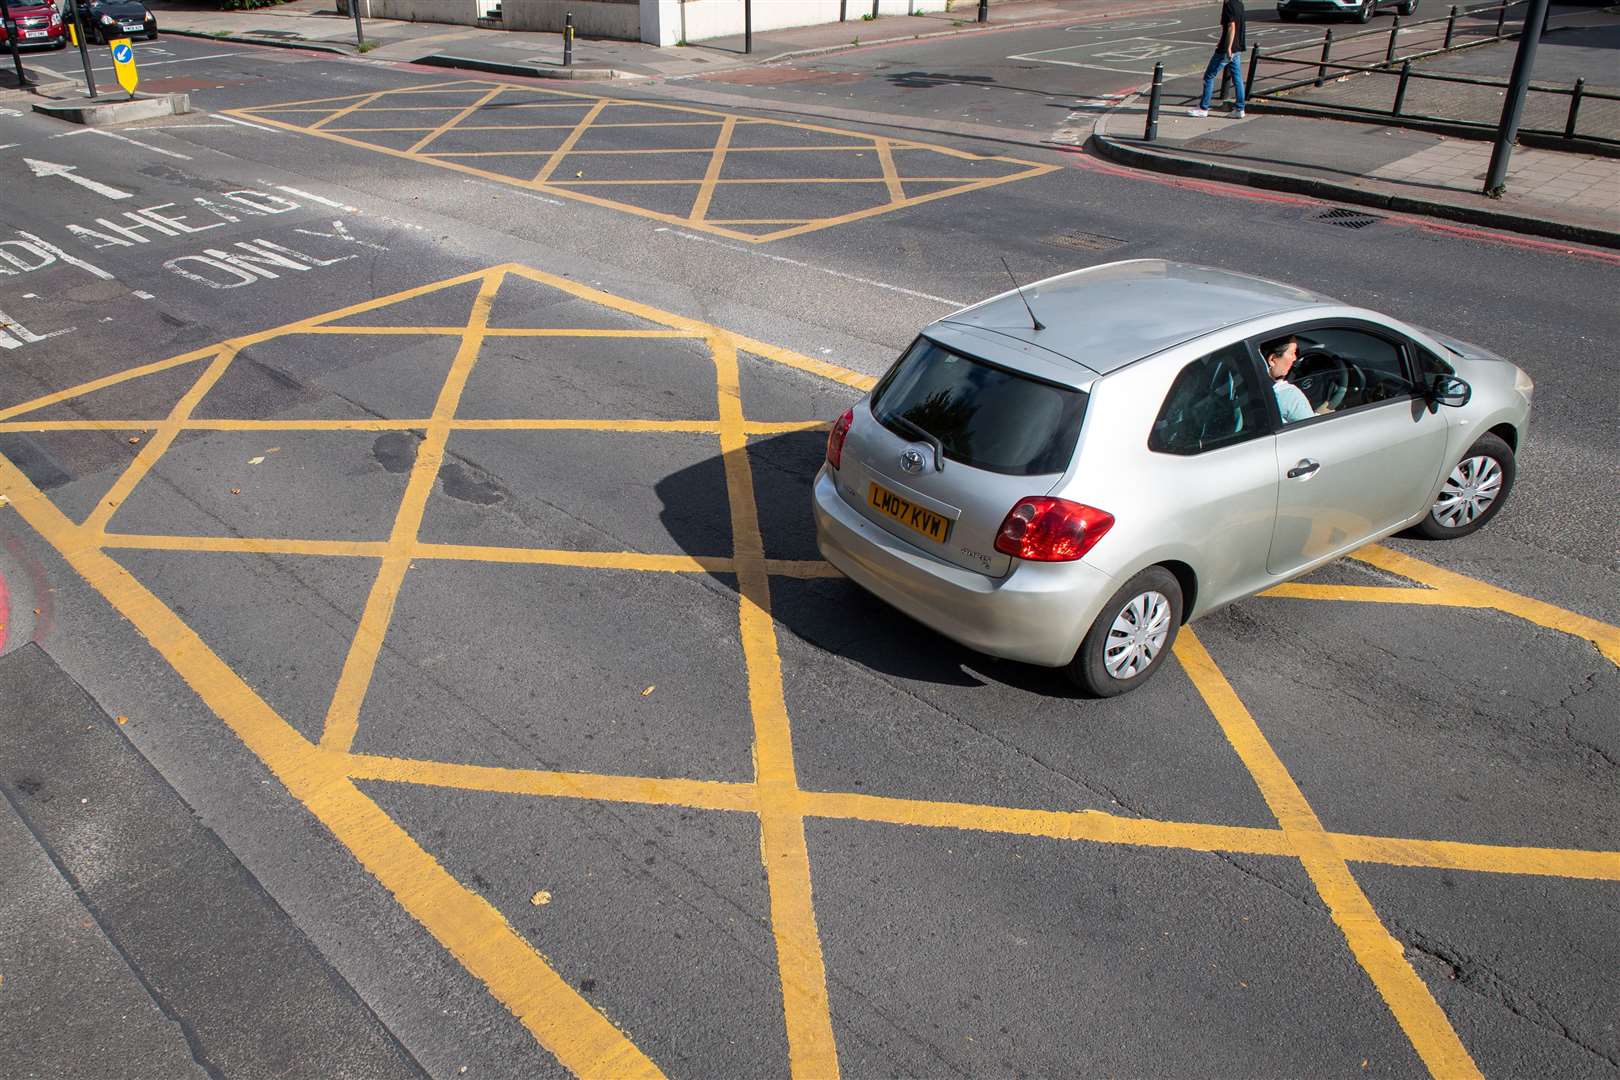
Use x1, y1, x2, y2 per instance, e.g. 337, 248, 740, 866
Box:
813, 466, 1114, 667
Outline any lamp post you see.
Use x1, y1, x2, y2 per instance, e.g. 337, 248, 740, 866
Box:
0, 0, 30, 89
1483, 0, 1549, 195
66, 0, 97, 97
351, 0, 364, 47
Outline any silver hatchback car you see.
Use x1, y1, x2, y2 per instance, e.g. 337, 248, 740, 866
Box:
813, 260, 1533, 696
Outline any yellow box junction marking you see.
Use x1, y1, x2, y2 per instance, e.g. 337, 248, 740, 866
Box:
225, 80, 1059, 244
2, 264, 1617, 1079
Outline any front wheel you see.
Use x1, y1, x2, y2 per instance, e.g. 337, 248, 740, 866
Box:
1397, 0, 1418, 13
1356, 0, 1376, 22
1067, 566, 1184, 698
1412, 433, 1515, 540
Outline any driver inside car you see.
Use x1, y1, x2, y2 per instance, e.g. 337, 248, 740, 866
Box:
1264, 335, 1334, 423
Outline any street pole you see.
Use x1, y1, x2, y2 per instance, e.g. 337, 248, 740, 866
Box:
978, 0, 989, 23
0, 0, 30, 89
351, 0, 364, 47
744, 0, 751, 54
564, 11, 574, 65
1482, 0, 1549, 195
66, 0, 97, 97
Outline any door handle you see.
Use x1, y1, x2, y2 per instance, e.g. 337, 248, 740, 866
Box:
1287, 459, 1320, 479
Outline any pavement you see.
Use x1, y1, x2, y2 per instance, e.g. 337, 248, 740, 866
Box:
1089, 10, 1620, 246
145, 0, 1107, 78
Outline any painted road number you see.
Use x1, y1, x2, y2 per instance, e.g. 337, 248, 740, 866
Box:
110, 39, 138, 96
869, 481, 950, 544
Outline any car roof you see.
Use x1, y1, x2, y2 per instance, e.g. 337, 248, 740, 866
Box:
933, 259, 1339, 375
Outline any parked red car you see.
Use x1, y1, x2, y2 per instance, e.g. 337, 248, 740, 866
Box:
0, 2, 68, 49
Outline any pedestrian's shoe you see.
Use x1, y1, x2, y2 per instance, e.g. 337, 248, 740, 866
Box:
1187, 108, 1210, 117
1232, 109, 1246, 119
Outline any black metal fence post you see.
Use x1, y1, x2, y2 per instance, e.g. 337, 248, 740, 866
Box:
839, 0, 847, 20
872, 0, 880, 19
1392, 60, 1412, 114
1484, 0, 1549, 194
978, 0, 990, 22
1246, 43, 1260, 97
1443, 5, 1458, 48
564, 11, 574, 64
742, 1, 750, 53
1145, 62, 1164, 140
66, 0, 96, 97
1564, 77, 1584, 139
1316, 29, 1333, 87
351, 0, 364, 47
1495, 2, 1507, 38
1219, 65, 1232, 102
1386, 16, 1400, 64
0, 0, 30, 88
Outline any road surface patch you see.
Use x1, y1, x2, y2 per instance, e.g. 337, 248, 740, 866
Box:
1, 266, 1617, 1078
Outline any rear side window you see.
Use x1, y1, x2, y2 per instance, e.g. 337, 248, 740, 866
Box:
1150, 343, 1269, 455
870, 337, 1087, 476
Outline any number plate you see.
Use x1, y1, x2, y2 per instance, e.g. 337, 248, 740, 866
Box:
868, 481, 950, 543
25, 30, 46, 38
122, 24, 144, 32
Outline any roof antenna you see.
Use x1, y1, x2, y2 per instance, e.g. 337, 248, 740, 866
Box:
1000, 257, 1045, 332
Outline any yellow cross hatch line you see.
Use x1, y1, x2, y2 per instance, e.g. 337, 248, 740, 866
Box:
4, 263, 1616, 1080
225, 82, 1059, 244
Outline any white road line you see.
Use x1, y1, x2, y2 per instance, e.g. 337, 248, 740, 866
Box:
44, 51, 241, 77
269, 184, 355, 210
133, 290, 156, 300
0, 143, 17, 152
215, 113, 280, 133
654, 227, 966, 308
86, 128, 192, 160
25, 158, 133, 200
461, 177, 564, 206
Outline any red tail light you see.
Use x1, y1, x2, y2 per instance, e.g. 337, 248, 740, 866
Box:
826, 407, 854, 470
994, 497, 1114, 562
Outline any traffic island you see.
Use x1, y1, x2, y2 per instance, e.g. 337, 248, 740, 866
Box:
31, 92, 191, 126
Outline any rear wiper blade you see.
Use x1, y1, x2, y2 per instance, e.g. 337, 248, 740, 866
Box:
888, 413, 945, 472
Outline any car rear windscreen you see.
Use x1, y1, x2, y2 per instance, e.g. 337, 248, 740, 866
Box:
869, 337, 1088, 476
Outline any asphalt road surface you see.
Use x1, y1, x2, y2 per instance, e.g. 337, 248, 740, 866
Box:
1, 13, 1617, 1080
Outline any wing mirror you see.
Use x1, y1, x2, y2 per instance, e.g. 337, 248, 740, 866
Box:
1426, 374, 1471, 412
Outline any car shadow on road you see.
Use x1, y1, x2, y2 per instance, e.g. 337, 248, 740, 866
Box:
656, 429, 1086, 697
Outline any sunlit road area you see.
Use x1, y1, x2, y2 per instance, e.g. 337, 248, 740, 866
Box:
2, 13, 1616, 1080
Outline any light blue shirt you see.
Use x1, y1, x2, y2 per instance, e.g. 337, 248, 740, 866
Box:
1274, 380, 1312, 424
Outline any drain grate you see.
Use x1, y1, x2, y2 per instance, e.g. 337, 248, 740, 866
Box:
1185, 137, 1247, 153
1312, 207, 1383, 230
1044, 230, 1128, 252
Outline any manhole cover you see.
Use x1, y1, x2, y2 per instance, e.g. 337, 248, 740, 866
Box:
1311, 207, 1383, 230
1044, 230, 1128, 252
1185, 137, 1246, 153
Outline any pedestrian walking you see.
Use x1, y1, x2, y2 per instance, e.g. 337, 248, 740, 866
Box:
1189, 0, 1247, 117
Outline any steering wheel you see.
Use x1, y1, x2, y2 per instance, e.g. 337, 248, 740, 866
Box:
1292, 349, 1356, 411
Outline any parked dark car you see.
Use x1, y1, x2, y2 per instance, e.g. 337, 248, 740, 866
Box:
0, 1, 67, 49
1277, 0, 1416, 21
79, 0, 158, 42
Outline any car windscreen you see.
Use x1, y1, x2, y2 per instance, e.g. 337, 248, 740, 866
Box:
869, 337, 1088, 476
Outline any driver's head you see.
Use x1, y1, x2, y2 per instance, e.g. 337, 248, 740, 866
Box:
1264, 336, 1298, 380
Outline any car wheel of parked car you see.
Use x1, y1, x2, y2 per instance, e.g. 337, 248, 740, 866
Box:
1356, 0, 1376, 21
1413, 432, 1515, 540
1397, 0, 1418, 13
1068, 566, 1183, 697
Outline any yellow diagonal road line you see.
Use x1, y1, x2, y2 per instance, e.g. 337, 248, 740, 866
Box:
1177, 629, 1483, 1080
321, 269, 505, 753
1353, 545, 1620, 665
534, 99, 609, 185
0, 453, 664, 1080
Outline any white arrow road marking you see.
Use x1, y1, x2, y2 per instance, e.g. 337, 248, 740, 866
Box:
24, 158, 133, 201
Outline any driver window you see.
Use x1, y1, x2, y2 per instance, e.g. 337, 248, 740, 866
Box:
1289, 327, 1416, 414
1149, 343, 1269, 455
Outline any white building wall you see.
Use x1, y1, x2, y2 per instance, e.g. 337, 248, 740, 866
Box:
346, 0, 952, 45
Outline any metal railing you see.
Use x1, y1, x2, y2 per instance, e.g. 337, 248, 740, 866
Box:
1240, 2, 1617, 149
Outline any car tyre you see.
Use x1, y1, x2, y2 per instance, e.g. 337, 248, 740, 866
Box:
1067, 566, 1183, 698
1411, 432, 1515, 540
1397, 0, 1418, 12
1356, 0, 1376, 21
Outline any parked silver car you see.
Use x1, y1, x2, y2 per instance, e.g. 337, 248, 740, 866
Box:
813, 260, 1532, 696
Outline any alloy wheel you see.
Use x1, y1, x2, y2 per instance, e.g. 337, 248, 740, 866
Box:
1432, 454, 1503, 527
